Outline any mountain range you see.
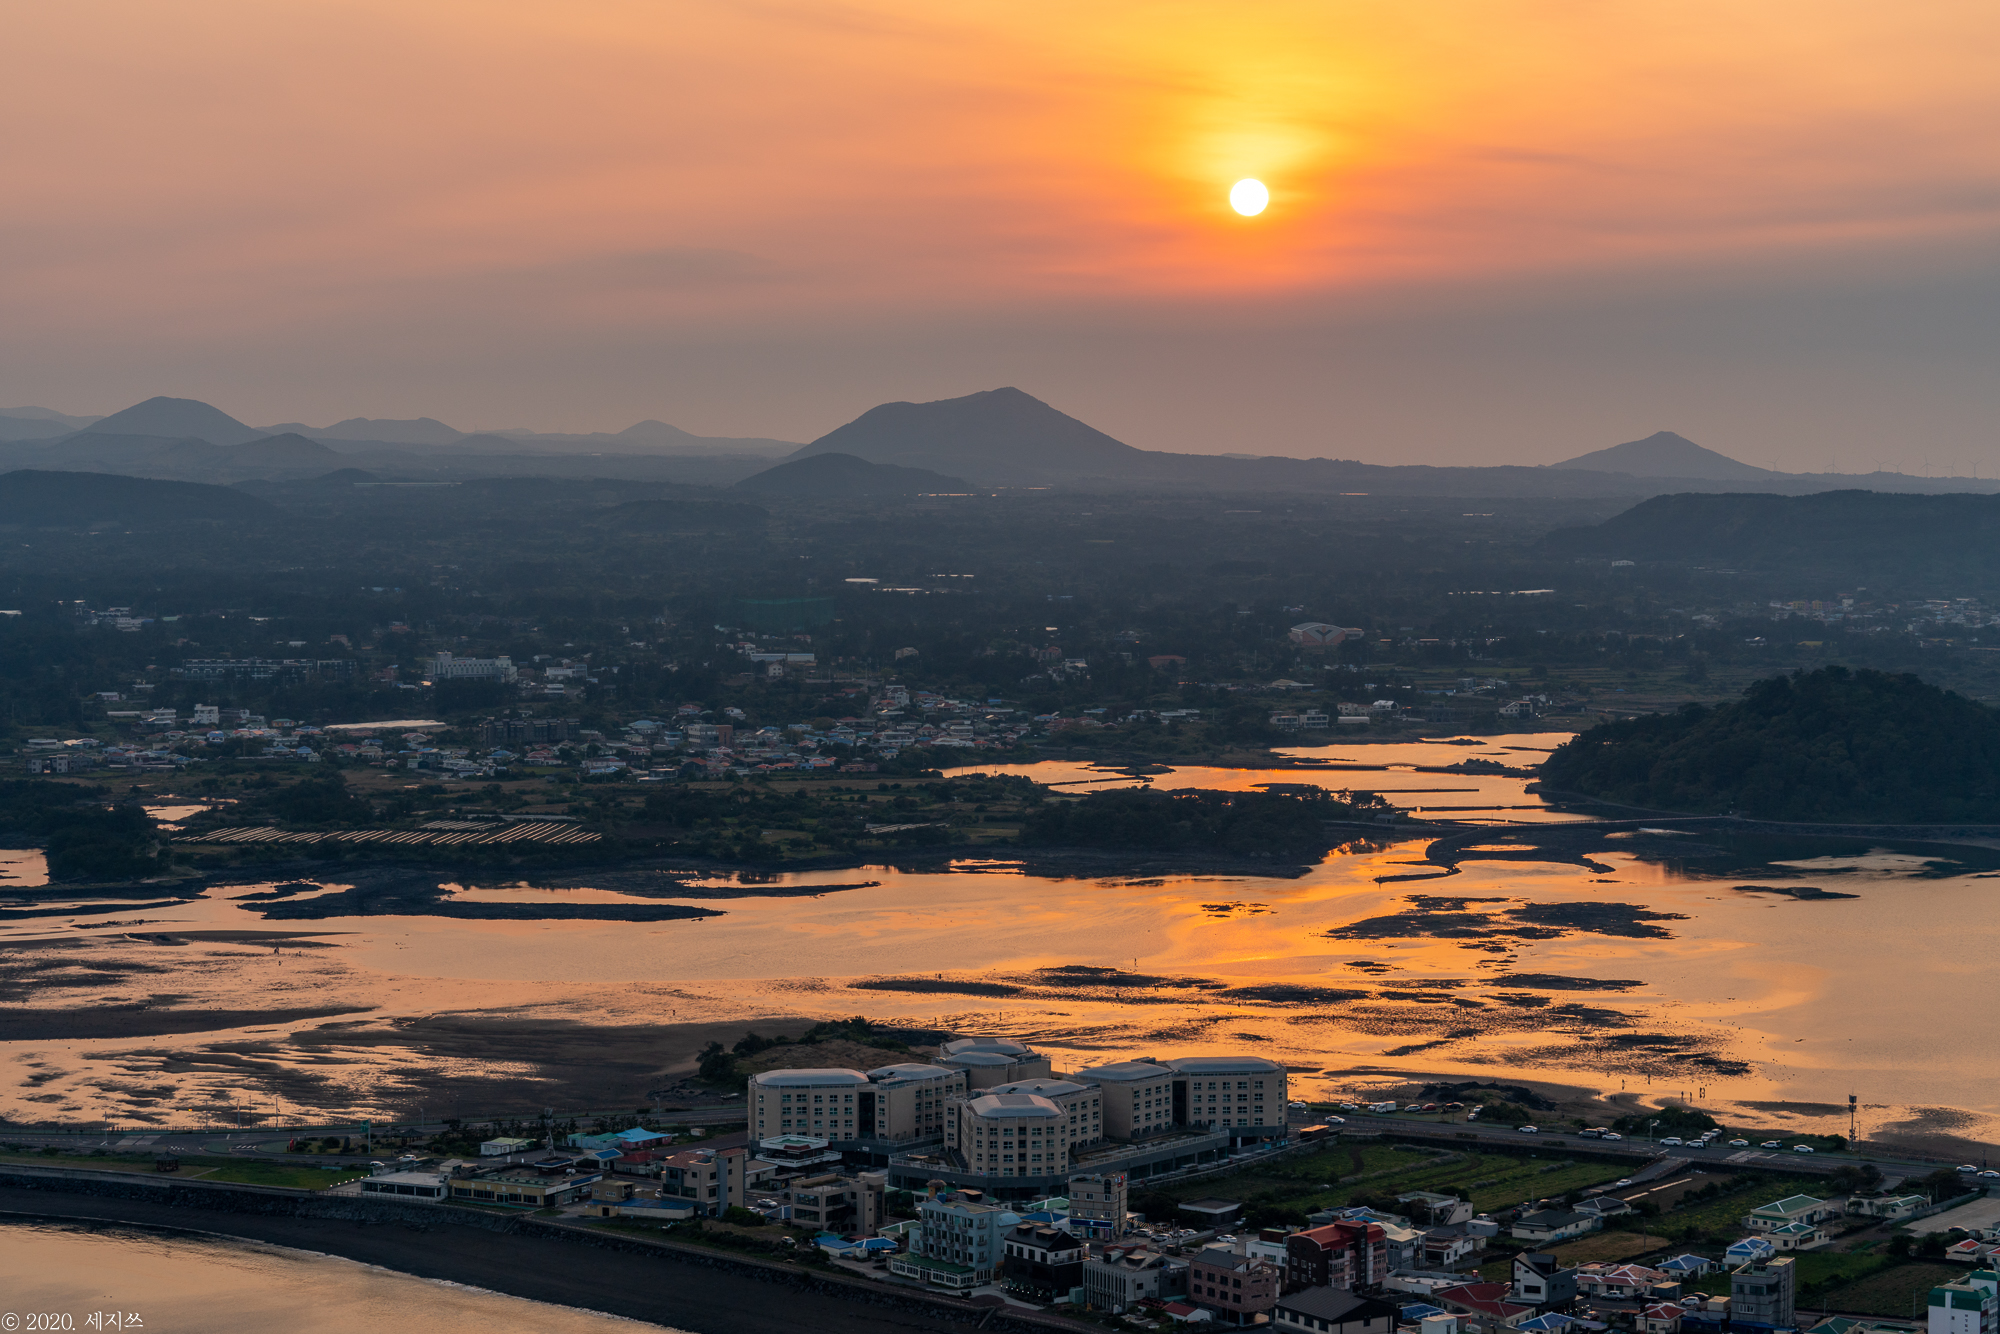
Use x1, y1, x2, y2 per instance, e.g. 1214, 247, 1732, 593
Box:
4, 389, 1994, 498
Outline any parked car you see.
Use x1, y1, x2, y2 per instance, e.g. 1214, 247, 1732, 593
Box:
1517, 1125, 1539, 1134
1793, 1145, 1815, 1154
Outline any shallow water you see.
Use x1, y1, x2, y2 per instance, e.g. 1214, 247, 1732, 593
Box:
0, 1219, 679, 1332
4, 734, 1998, 1144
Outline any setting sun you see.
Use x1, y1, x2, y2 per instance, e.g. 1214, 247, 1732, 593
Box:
1229, 178, 1270, 216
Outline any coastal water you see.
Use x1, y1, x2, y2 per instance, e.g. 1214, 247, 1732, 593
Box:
0, 1219, 680, 1332
5, 734, 1999, 1145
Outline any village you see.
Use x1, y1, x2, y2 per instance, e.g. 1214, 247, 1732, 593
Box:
313, 1038, 2000, 1333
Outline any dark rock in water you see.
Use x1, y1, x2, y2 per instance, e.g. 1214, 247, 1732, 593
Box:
1484, 972, 1645, 991
1733, 884, 1858, 900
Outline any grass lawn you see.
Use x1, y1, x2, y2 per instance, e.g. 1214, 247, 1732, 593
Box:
1547, 1232, 1675, 1264
1812, 1262, 1963, 1319
179, 1158, 368, 1189
1654, 1176, 1828, 1240
1683, 1251, 1900, 1299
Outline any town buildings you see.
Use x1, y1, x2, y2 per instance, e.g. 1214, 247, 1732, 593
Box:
1001, 1222, 1087, 1299
1928, 1271, 1999, 1334
1731, 1257, 1797, 1329
1190, 1248, 1281, 1325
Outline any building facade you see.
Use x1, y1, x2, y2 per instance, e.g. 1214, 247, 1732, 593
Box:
1289, 1220, 1390, 1293
1731, 1257, 1797, 1330
1067, 1172, 1131, 1238
1191, 1248, 1281, 1325
1002, 1222, 1087, 1299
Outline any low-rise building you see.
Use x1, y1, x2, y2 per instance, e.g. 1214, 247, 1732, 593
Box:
1002, 1222, 1087, 1299
891, 1190, 1018, 1288
359, 1169, 448, 1200
1512, 1209, 1600, 1245
1514, 1253, 1579, 1310
1190, 1247, 1280, 1326
1274, 1288, 1401, 1334
447, 1168, 598, 1208
1084, 1245, 1187, 1314
1745, 1195, 1838, 1232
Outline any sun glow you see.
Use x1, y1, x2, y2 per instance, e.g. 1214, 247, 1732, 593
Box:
1229, 178, 1270, 216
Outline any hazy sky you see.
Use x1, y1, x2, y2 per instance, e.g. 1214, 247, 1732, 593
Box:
7, 0, 2000, 469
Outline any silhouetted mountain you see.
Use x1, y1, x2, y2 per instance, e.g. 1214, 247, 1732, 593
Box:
224, 433, 345, 468
792, 387, 1144, 485
1550, 431, 1773, 481
85, 396, 262, 446
1543, 489, 2000, 591
735, 452, 971, 496
0, 407, 103, 430
0, 470, 273, 527
262, 416, 464, 445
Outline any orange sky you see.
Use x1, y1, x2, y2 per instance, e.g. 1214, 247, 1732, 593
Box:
7, 1, 2000, 464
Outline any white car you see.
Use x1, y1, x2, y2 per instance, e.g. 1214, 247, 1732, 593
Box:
1960, 1164, 1981, 1173
1602, 1132, 1622, 1141
1661, 1136, 1684, 1146
1517, 1125, 1539, 1134
1761, 1140, 1783, 1149
1613, 1178, 1632, 1187
1325, 1116, 1346, 1125
1729, 1139, 1750, 1147
1793, 1145, 1815, 1154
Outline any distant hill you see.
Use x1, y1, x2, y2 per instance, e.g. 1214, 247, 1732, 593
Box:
791, 387, 1144, 485
735, 452, 971, 496
223, 433, 345, 468
265, 416, 465, 446
1541, 667, 2000, 821
0, 415, 74, 442
1543, 490, 2000, 589
85, 396, 263, 446
0, 407, 102, 430
0, 470, 273, 527
1550, 431, 1774, 481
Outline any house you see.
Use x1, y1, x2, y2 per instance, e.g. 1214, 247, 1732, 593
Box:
1575, 1264, 1673, 1299
1851, 1196, 1928, 1221
1518, 1315, 1580, 1334
1401, 1192, 1476, 1227
1658, 1256, 1718, 1278
1434, 1282, 1532, 1325
1725, 1237, 1778, 1265
1513, 1253, 1578, 1310
1511, 1210, 1600, 1245
1765, 1221, 1828, 1252
1640, 1302, 1684, 1334
1576, 1195, 1635, 1221
1945, 1242, 2000, 1266
1273, 1287, 1401, 1334
1422, 1223, 1485, 1269
479, 1136, 536, 1156
1745, 1195, 1838, 1232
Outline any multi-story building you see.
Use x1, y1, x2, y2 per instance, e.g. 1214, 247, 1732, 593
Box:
658, 1146, 750, 1215
1190, 1247, 1281, 1325
1730, 1257, 1796, 1329
1002, 1222, 1087, 1299
934, 1037, 1052, 1089
1929, 1272, 2000, 1334
1288, 1220, 1390, 1293
1084, 1245, 1188, 1313
787, 1171, 885, 1232
1073, 1060, 1177, 1140
888, 1191, 1018, 1288
423, 651, 518, 682
1171, 1056, 1287, 1144
987, 1077, 1103, 1149
947, 1092, 1073, 1180
1067, 1172, 1130, 1238
748, 1063, 968, 1147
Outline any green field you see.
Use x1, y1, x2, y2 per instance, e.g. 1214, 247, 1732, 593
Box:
0, 1150, 364, 1190
1137, 1141, 1629, 1224
1813, 1262, 1964, 1318
1652, 1176, 1829, 1241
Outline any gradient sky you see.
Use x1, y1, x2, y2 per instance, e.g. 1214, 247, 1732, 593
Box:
7, 0, 2000, 469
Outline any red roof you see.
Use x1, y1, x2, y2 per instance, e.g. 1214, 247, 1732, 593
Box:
1438, 1283, 1532, 1320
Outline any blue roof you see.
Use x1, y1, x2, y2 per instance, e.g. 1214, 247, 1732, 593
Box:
1402, 1305, 1449, 1320
1520, 1316, 1577, 1332
614, 1127, 671, 1143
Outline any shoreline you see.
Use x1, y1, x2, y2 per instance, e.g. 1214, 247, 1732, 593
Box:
0, 1176, 1059, 1334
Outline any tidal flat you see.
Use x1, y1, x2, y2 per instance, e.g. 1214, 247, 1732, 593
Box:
4, 736, 1998, 1156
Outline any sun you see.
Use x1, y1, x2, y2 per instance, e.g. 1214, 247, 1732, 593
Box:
1229, 178, 1269, 216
